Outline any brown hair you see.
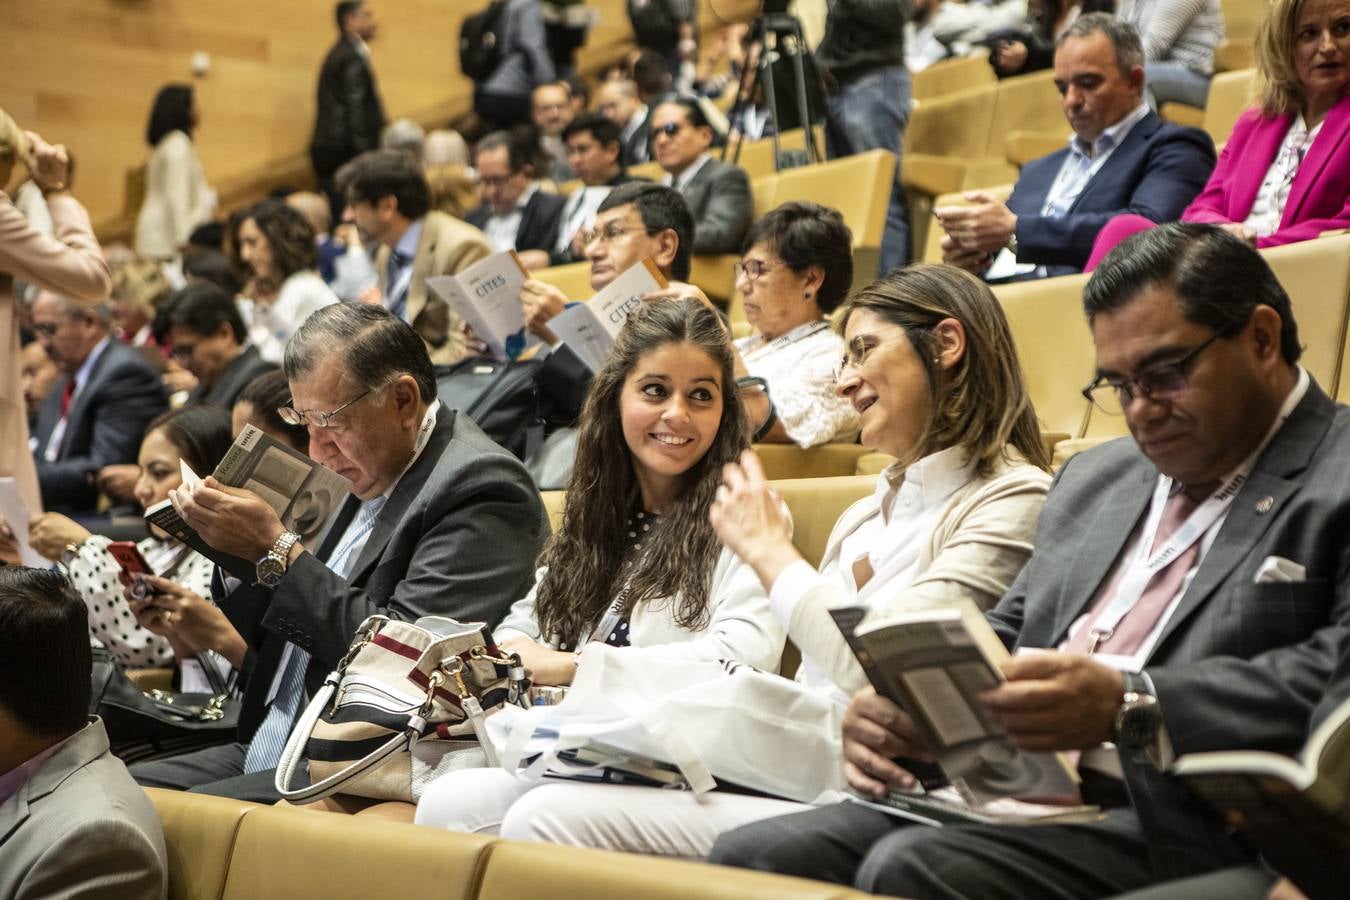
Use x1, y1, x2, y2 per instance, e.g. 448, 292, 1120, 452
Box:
534, 298, 751, 647
837, 265, 1052, 477
1254, 0, 1317, 117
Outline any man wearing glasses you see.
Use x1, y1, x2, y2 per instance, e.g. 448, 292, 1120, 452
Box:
713, 223, 1350, 897
130, 303, 547, 802
154, 281, 277, 411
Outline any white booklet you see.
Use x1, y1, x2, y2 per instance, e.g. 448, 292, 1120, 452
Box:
425, 250, 533, 362
0, 477, 48, 568
548, 259, 667, 373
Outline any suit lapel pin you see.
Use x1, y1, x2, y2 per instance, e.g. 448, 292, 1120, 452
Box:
1255, 496, 1275, 514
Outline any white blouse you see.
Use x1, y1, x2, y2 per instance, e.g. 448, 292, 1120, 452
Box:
67, 534, 226, 692
1244, 116, 1325, 237
247, 270, 339, 365
735, 320, 860, 448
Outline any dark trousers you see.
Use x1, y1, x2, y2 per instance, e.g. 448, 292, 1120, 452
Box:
130, 741, 306, 805
1110, 867, 1277, 900
473, 90, 534, 131
710, 800, 1201, 900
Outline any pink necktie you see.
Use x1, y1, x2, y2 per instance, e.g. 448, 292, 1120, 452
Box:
1067, 490, 1202, 656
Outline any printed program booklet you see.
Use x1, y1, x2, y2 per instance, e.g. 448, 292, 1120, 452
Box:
547, 258, 667, 372
831, 602, 1100, 825
426, 250, 533, 362
1170, 694, 1350, 899
144, 425, 351, 580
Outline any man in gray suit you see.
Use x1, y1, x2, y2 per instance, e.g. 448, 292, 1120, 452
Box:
130, 303, 549, 802
0, 567, 167, 899
711, 223, 1350, 897
651, 97, 752, 256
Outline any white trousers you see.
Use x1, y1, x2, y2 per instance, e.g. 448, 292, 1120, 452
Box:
414, 768, 811, 859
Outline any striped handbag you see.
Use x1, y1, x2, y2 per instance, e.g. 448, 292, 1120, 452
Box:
275, 614, 529, 803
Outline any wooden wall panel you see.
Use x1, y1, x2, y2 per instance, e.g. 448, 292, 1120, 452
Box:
0, 0, 757, 232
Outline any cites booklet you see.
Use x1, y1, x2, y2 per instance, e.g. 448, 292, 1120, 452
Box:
831, 602, 1100, 825
547, 259, 668, 373
144, 425, 351, 580
1171, 693, 1350, 900
426, 250, 533, 363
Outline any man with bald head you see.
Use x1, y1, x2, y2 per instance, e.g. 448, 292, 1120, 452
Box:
596, 79, 649, 167
29, 291, 166, 516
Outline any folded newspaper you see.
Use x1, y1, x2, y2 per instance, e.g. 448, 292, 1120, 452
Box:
831, 602, 1100, 825
144, 425, 351, 580
547, 258, 668, 372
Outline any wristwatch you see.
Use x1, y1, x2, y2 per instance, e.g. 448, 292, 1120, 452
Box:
255, 531, 301, 587
1114, 673, 1161, 749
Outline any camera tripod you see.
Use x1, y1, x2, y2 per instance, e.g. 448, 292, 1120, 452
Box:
722, 10, 825, 171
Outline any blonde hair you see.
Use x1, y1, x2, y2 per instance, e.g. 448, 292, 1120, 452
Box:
0, 107, 28, 172
111, 258, 172, 320
837, 265, 1052, 477
1254, 0, 1325, 117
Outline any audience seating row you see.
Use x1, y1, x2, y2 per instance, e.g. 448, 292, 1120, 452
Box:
148, 788, 870, 900
1159, 67, 1256, 146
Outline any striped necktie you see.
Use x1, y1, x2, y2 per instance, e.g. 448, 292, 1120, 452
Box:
242, 496, 386, 774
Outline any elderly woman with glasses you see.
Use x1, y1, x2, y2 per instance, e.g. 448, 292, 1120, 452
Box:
652, 201, 862, 447
435, 265, 1054, 859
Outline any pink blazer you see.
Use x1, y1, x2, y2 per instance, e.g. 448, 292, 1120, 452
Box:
1184, 91, 1350, 248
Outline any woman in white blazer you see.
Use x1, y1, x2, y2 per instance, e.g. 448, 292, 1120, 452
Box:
413, 297, 785, 829
134, 84, 215, 260
428, 265, 1056, 856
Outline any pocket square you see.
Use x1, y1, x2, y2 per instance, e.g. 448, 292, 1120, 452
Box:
1254, 555, 1307, 584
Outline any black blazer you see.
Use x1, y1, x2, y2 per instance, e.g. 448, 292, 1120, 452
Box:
33, 340, 168, 515
187, 344, 276, 411
466, 190, 567, 253
218, 408, 548, 740
309, 36, 386, 173
1004, 112, 1215, 277
621, 109, 652, 168
989, 381, 1350, 879
677, 158, 753, 255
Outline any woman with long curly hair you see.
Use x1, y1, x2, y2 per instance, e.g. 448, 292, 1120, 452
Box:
234, 198, 337, 364
413, 297, 785, 831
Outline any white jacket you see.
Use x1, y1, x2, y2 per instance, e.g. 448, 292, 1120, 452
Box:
495, 547, 786, 674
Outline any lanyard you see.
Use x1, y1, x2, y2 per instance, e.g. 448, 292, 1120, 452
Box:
1083, 468, 1249, 653
747, 320, 831, 358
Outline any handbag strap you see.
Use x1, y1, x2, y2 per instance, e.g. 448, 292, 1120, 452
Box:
274, 673, 421, 803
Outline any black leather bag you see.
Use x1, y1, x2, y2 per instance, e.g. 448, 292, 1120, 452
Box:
90, 648, 239, 764
436, 357, 566, 460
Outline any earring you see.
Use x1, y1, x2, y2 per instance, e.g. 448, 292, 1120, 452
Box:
804, 290, 812, 300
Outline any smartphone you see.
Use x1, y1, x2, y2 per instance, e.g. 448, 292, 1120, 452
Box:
107, 541, 153, 576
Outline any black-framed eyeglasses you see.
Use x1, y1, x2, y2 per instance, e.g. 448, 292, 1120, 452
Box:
277, 385, 378, 429
1081, 332, 1226, 416
732, 259, 780, 283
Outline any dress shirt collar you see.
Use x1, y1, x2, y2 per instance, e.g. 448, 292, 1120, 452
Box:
0, 725, 83, 807
67, 335, 113, 401
876, 444, 976, 525
1069, 103, 1150, 161
663, 153, 712, 192
622, 106, 649, 143
393, 217, 423, 264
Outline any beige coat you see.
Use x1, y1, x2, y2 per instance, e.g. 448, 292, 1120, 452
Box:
372, 210, 492, 366
133, 130, 214, 259
787, 455, 1052, 696
0, 190, 111, 510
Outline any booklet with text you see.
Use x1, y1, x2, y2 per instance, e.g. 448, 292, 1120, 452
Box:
145, 425, 351, 580
547, 259, 668, 372
831, 601, 1098, 824
426, 250, 533, 362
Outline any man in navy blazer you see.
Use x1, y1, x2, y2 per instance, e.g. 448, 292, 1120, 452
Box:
937, 15, 1215, 280
29, 291, 167, 517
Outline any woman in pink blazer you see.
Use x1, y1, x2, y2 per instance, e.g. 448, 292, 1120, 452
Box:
1086, 0, 1350, 269
0, 109, 111, 517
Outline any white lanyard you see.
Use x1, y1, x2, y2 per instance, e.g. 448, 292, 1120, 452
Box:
748, 320, 831, 358
1083, 468, 1248, 653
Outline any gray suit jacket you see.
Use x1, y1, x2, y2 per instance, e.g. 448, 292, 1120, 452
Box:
0, 719, 167, 899
33, 339, 168, 515
987, 379, 1350, 878
679, 158, 753, 255
222, 406, 549, 740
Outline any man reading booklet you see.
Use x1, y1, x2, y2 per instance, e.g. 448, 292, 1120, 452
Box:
710, 226, 1350, 898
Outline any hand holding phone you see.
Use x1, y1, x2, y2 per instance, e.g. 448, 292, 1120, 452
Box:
106, 541, 154, 595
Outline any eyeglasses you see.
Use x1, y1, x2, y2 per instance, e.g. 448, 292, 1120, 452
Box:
652, 122, 685, 138
31, 321, 61, 337
169, 342, 198, 361
732, 259, 780, 283
1081, 332, 1225, 416
834, 334, 890, 383
278, 384, 379, 429
581, 224, 650, 247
